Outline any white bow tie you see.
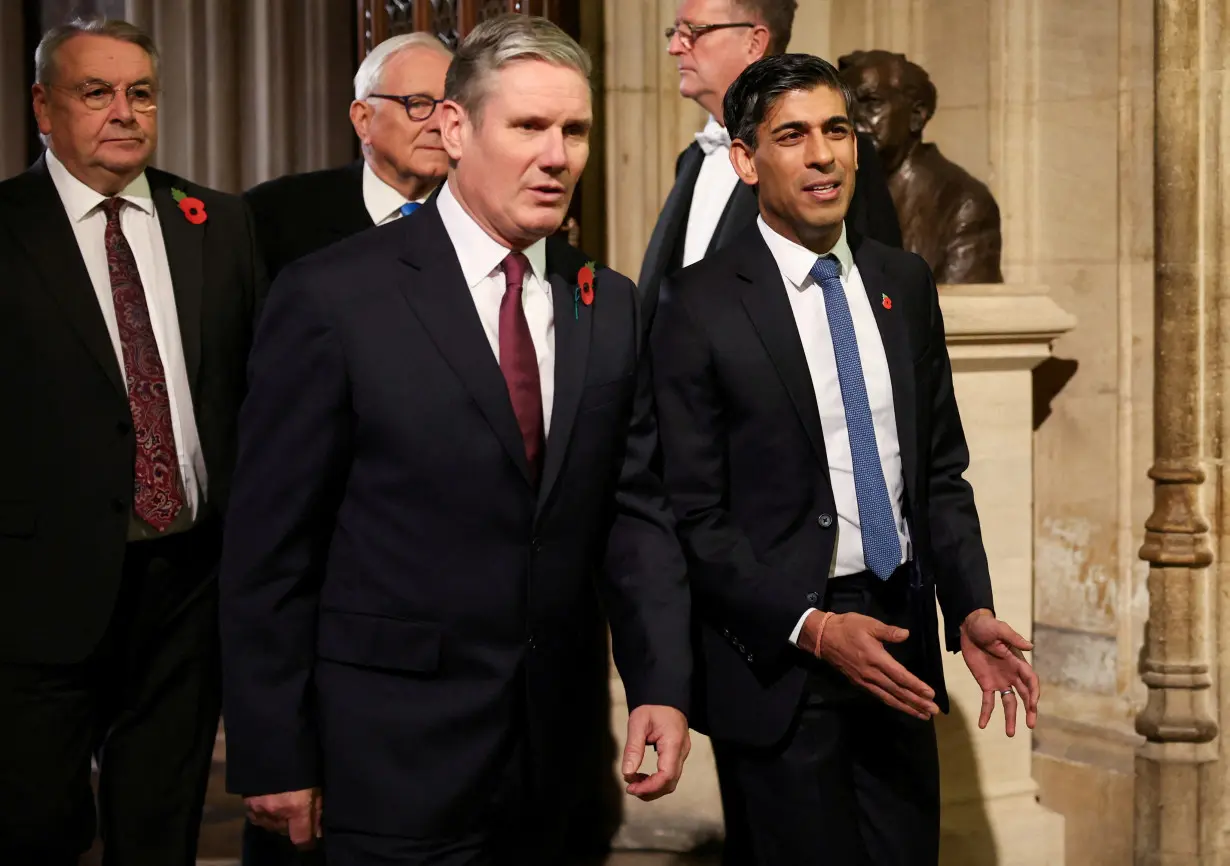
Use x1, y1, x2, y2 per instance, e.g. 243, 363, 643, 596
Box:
695, 125, 731, 155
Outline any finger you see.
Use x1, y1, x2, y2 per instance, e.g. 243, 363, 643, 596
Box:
871, 652, 937, 707
997, 623, 1034, 651
622, 713, 648, 779
979, 688, 994, 729
866, 669, 937, 718
314, 795, 324, 839
288, 810, 314, 848
1016, 675, 1038, 729
862, 680, 930, 719
1021, 660, 1041, 712
872, 622, 910, 644
1001, 688, 1019, 737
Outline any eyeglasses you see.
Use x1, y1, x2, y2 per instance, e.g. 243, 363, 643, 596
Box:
54, 80, 158, 113
665, 21, 755, 51
368, 93, 442, 121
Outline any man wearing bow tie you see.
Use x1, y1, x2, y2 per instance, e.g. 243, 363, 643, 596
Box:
244, 33, 452, 281
640, 0, 902, 312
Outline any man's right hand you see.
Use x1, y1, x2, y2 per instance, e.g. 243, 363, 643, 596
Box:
801, 610, 940, 720
245, 788, 322, 849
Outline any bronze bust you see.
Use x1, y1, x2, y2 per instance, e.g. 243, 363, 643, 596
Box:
838, 50, 1003, 284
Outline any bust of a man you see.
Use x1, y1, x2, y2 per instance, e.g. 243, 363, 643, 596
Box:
838, 50, 1003, 284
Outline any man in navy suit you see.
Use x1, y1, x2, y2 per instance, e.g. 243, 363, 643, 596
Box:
219, 15, 692, 866
652, 54, 1039, 865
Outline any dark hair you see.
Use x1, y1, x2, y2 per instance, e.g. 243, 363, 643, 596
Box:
734, 0, 798, 55
837, 50, 937, 122
723, 53, 852, 150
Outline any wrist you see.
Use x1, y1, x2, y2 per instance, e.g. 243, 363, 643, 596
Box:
813, 611, 837, 659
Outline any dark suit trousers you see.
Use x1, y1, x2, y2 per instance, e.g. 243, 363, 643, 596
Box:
0, 519, 223, 866
715, 568, 940, 866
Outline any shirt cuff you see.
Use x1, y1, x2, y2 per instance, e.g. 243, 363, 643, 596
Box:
788, 608, 819, 647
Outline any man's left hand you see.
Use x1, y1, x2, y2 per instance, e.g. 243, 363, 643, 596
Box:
621, 704, 690, 801
959, 609, 1040, 736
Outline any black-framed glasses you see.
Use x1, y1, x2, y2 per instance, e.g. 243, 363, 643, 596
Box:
54, 80, 158, 113
665, 21, 755, 50
368, 93, 442, 121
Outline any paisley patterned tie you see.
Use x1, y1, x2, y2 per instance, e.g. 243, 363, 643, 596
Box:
103, 197, 183, 531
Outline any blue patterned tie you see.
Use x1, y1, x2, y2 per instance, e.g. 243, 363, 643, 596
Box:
400, 201, 420, 217
810, 255, 900, 580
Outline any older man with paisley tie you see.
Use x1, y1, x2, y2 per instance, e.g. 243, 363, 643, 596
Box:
0, 17, 265, 866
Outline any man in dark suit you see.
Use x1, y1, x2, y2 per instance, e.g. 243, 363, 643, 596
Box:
0, 18, 265, 866
651, 54, 1040, 866
219, 15, 692, 866
243, 32, 452, 281
640, 0, 901, 307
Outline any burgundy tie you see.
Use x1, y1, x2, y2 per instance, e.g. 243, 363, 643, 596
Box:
499, 252, 544, 483
103, 197, 184, 531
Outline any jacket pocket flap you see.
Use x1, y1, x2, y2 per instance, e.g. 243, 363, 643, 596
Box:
0, 503, 35, 538
317, 610, 441, 673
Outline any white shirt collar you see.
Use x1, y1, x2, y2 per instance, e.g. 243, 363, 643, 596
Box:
436, 179, 549, 292
362, 160, 432, 225
45, 147, 154, 220
756, 216, 854, 289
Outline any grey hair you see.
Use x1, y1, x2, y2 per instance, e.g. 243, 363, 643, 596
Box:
354, 32, 454, 100
35, 17, 159, 86
445, 14, 590, 122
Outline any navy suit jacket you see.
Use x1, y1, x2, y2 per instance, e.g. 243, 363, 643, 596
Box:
651, 225, 992, 747
219, 197, 691, 838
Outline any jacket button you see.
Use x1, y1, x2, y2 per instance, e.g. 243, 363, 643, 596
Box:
747, 654, 754, 663
818, 513, 834, 528
527, 634, 537, 649
806, 591, 819, 604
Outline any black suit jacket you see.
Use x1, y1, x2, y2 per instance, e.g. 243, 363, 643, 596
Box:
0, 155, 266, 665
219, 199, 691, 838
639, 132, 901, 313
651, 224, 993, 748
243, 160, 372, 281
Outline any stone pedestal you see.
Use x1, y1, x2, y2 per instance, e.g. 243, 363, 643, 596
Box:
609, 285, 1073, 862
937, 285, 1072, 865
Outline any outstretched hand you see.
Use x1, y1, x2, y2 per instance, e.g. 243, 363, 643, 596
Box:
959, 609, 1039, 736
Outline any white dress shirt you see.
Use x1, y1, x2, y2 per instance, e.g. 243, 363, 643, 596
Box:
362, 161, 430, 226
682, 116, 741, 268
45, 148, 205, 539
436, 180, 555, 433
753, 218, 912, 645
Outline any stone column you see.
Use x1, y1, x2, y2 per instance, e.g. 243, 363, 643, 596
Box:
603, 0, 704, 279
1133, 1, 1225, 864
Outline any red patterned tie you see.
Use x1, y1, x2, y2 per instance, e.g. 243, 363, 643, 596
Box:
103, 198, 183, 531
499, 252, 544, 484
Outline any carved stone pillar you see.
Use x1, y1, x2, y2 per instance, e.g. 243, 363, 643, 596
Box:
1133, 0, 1225, 863
603, 0, 704, 278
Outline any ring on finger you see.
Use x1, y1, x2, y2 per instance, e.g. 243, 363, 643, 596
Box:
999, 688, 1014, 696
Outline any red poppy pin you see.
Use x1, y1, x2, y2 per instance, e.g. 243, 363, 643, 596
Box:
573, 260, 597, 319
171, 187, 207, 225
881, 293, 892, 310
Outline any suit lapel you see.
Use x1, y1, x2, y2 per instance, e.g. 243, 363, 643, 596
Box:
709, 182, 758, 255
0, 157, 126, 396
395, 205, 534, 486
536, 242, 591, 517
735, 230, 828, 467
637, 143, 704, 289
851, 232, 919, 509
149, 171, 205, 395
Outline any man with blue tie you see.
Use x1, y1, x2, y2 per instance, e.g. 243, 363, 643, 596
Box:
651, 53, 1040, 866
243, 33, 451, 281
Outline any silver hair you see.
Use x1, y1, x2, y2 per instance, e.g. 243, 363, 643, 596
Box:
354, 32, 454, 100
35, 17, 159, 86
444, 14, 590, 123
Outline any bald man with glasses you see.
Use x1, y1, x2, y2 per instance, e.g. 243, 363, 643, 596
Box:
244, 33, 453, 281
